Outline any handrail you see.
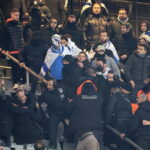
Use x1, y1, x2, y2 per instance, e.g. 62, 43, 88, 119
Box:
107, 125, 144, 150
0, 66, 11, 69
0, 49, 47, 84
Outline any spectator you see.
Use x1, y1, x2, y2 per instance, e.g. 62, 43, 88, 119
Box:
22, 14, 32, 44
70, 52, 90, 95
4, 8, 24, 90
10, 90, 43, 144
19, 31, 48, 93
62, 55, 75, 97
79, 0, 108, 28
60, 15, 85, 50
99, 31, 120, 64
0, 78, 13, 147
45, 0, 66, 25
92, 43, 121, 78
112, 8, 133, 50
82, 2, 106, 51
39, 78, 65, 149
32, 0, 51, 20
139, 34, 150, 46
40, 34, 70, 82
61, 34, 82, 57
125, 44, 150, 95
139, 20, 150, 37
28, 6, 48, 32
0, 8, 5, 49
41, 17, 59, 47
118, 23, 138, 64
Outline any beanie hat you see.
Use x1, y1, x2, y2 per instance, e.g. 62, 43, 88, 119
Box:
51, 34, 61, 46
63, 55, 74, 63
95, 45, 105, 51
51, 34, 61, 43
139, 34, 150, 42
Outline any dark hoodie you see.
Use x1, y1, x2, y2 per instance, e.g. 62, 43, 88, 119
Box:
19, 31, 48, 68
118, 30, 138, 57
59, 21, 85, 49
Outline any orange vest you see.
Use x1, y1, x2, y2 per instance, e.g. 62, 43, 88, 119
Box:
76, 80, 97, 95
137, 90, 150, 101
131, 103, 139, 115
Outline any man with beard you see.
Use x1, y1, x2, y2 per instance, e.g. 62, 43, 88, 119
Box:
111, 8, 133, 50
125, 44, 150, 95
59, 15, 85, 50
92, 44, 121, 78
99, 31, 119, 64
118, 23, 137, 64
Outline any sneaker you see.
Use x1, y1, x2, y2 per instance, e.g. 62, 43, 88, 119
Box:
13, 84, 19, 90
59, 135, 67, 142
49, 142, 57, 150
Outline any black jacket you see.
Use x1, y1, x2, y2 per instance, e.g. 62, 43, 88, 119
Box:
70, 59, 90, 93
45, 0, 66, 24
105, 92, 135, 134
60, 23, 85, 49
19, 39, 48, 68
5, 20, 24, 51
67, 94, 103, 137
10, 93, 43, 144
125, 53, 150, 84
0, 91, 14, 138
39, 88, 65, 117
133, 101, 150, 136
118, 31, 137, 57
41, 27, 59, 47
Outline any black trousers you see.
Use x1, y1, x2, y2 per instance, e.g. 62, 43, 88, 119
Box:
8, 55, 25, 84
49, 114, 62, 143
0, 135, 11, 147
30, 66, 41, 93
135, 135, 150, 150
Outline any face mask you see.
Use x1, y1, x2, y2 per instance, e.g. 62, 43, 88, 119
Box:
137, 53, 146, 57
67, 22, 76, 29
52, 39, 59, 47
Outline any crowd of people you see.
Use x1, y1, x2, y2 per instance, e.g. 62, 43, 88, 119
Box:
0, 0, 150, 150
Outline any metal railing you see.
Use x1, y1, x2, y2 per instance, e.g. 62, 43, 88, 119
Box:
69, 0, 150, 36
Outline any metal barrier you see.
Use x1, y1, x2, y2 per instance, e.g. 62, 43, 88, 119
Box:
0, 65, 30, 91
0, 65, 11, 79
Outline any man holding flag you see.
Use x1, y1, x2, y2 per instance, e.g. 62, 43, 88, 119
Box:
41, 34, 70, 82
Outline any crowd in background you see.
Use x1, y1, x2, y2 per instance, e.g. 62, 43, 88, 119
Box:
0, 0, 150, 150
